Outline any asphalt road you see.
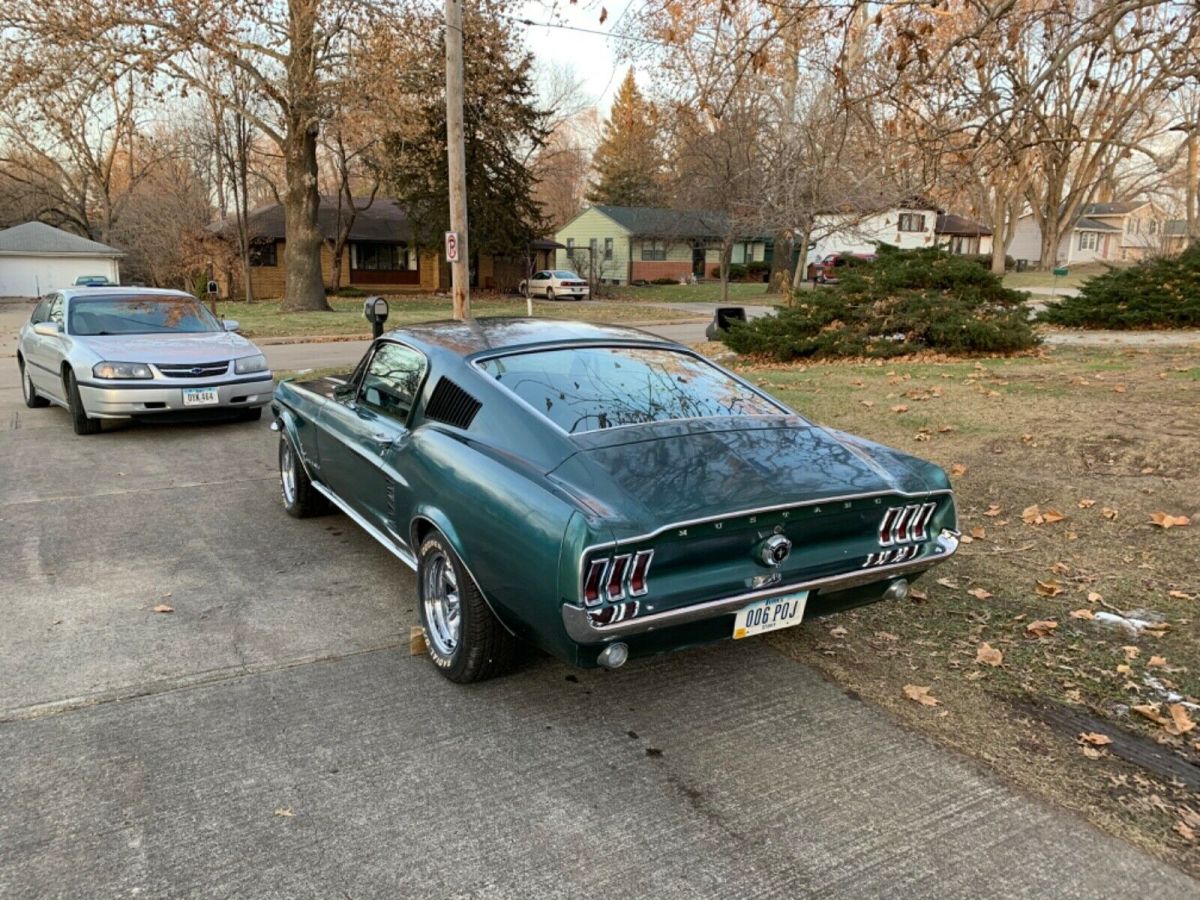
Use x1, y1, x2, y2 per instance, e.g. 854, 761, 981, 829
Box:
1, 304, 1196, 898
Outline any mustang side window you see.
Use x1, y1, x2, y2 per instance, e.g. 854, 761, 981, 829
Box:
359, 342, 426, 423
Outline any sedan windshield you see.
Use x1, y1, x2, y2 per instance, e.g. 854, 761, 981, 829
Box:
478, 346, 785, 433
69, 296, 222, 336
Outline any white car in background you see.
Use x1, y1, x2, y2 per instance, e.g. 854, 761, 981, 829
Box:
518, 270, 590, 301
16, 287, 273, 435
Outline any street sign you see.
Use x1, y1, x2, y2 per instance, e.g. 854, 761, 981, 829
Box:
445, 231, 460, 263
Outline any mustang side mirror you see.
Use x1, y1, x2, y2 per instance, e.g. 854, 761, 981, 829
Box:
33, 321, 61, 336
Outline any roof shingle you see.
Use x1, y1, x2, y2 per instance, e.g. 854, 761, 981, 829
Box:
0, 222, 123, 256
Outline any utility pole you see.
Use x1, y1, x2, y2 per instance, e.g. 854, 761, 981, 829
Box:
444, 0, 470, 319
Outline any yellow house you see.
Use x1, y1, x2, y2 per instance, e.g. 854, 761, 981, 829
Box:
214, 196, 555, 298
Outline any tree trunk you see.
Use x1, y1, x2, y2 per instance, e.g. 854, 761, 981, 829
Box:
720, 239, 732, 303
791, 230, 811, 300
767, 228, 792, 293
280, 123, 330, 311
1187, 129, 1198, 248
989, 193, 1007, 276
329, 241, 344, 294
1037, 215, 1062, 271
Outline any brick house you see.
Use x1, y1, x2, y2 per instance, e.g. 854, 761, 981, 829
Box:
214, 196, 549, 298
554, 205, 772, 285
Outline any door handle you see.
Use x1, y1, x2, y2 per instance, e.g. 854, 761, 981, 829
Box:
371, 432, 393, 444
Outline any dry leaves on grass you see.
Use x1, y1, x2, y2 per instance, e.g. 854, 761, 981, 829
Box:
967, 587, 993, 600
983, 504, 1002, 517
1035, 579, 1065, 598
976, 643, 1003, 667
970, 526, 986, 540
1168, 590, 1195, 600
1150, 512, 1191, 529
903, 684, 940, 707
950, 463, 968, 477
1102, 507, 1119, 520
1148, 655, 1167, 668
1070, 608, 1095, 620
892, 404, 909, 413
1021, 505, 1064, 525
1079, 731, 1112, 746
1026, 619, 1058, 638
1167, 705, 1197, 736
274, 807, 295, 818
153, 604, 174, 614
1078, 498, 1096, 509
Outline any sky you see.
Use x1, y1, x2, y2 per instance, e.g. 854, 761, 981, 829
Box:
517, 0, 639, 114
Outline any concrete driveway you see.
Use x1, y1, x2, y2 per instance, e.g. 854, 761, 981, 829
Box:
1, 304, 1195, 898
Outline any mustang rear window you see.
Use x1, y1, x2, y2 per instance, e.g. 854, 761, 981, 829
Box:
478, 346, 784, 433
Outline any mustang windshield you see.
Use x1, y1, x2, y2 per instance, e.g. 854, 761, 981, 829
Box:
69, 296, 222, 336
479, 346, 785, 433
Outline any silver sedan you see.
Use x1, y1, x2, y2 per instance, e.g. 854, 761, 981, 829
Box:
16, 287, 273, 435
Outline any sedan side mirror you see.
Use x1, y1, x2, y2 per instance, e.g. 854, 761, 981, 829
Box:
33, 321, 61, 336
223, 319, 240, 332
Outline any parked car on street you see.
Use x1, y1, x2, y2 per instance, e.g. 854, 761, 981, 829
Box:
271, 319, 959, 683
73, 275, 115, 287
815, 252, 876, 284
518, 270, 590, 300
16, 287, 273, 434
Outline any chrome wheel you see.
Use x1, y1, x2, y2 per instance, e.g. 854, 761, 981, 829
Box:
280, 438, 297, 506
422, 551, 461, 657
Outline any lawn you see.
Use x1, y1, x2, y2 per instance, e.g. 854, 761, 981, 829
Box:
218, 294, 700, 339
605, 281, 785, 305
730, 346, 1200, 873
1002, 262, 1113, 291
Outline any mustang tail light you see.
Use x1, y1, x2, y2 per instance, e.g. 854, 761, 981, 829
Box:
583, 550, 653, 605
878, 501, 937, 546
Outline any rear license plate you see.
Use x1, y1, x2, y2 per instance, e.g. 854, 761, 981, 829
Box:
182, 387, 220, 407
733, 591, 809, 639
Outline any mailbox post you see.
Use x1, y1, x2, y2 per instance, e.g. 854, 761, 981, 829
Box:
363, 296, 390, 339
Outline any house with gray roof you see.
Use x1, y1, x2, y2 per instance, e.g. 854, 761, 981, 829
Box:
0, 222, 123, 297
553, 205, 772, 284
1009, 200, 1170, 266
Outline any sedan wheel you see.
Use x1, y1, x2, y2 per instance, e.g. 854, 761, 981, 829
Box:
19, 360, 49, 409
416, 532, 515, 683
65, 369, 101, 435
546, 287, 556, 301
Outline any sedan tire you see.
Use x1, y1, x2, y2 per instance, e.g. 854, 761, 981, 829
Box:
417, 532, 515, 683
279, 431, 329, 518
65, 369, 101, 435
19, 359, 49, 409
545, 287, 556, 301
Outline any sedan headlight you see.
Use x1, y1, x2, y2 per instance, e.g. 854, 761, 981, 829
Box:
93, 361, 153, 379
234, 354, 268, 374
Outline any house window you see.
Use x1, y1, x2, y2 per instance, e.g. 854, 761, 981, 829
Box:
641, 239, 667, 261
604, 237, 613, 261
353, 243, 415, 271
566, 238, 575, 250
898, 213, 926, 232
1078, 231, 1098, 251
248, 240, 277, 267
1149, 219, 1157, 234
1126, 218, 1134, 234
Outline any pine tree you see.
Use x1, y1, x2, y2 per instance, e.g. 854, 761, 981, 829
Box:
587, 71, 664, 207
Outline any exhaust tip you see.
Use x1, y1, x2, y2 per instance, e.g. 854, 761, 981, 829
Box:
598, 642, 629, 669
883, 579, 910, 602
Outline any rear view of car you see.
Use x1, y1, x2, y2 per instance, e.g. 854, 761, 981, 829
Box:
816, 252, 875, 284
16, 288, 273, 434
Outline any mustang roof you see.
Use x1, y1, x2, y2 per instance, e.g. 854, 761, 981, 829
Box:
392, 317, 677, 356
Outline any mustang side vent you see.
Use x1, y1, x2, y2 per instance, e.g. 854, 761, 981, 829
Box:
424, 377, 482, 429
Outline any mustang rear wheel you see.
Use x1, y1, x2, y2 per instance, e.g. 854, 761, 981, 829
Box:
417, 533, 515, 683
19, 359, 49, 408
278, 431, 329, 518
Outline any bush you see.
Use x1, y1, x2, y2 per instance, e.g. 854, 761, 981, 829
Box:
724, 244, 1038, 359
1038, 244, 1200, 328
651, 276, 680, 285
329, 286, 367, 297
962, 253, 1015, 272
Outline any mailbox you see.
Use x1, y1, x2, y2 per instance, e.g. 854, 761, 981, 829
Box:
363, 296, 390, 338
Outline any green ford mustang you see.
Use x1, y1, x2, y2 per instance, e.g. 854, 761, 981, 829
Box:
271, 319, 959, 682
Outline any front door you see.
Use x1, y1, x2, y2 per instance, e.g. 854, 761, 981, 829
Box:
317, 340, 427, 536
692, 245, 706, 278
27, 294, 67, 402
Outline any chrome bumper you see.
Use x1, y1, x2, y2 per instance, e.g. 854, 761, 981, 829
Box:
77, 375, 274, 418
561, 529, 960, 644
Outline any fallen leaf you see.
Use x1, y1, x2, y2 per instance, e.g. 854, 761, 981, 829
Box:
1081, 745, 1103, 759
983, 504, 1002, 517
1078, 498, 1096, 509
1133, 704, 1170, 725
903, 684, 940, 707
892, 404, 909, 413
950, 463, 967, 477
1022, 505, 1045, 525
1140, 466, 1155, 474
937, 425, 954, 433
1148, 655, 1167, 668
936, 577, 959, 589
1150, 512, 1191, 529
970, 526, 986, 540
1168, 590, 1193, 600
153, 604, 174, 614
1070, 608, 1095, 620
1087, 591, 1103, 603
1102, 507, 1119, 520
1042, 509, 1066, 524
860, 399, 875, 408
1026, 619, 1058, 638
1166, 704, 1196, 736
1177, 822, 1197, 842
1122, 645, 1139, 661
274, 807, 294, 818
1035, 579, 1064, 598
1116, 664, 1131, 675
967, 587, 993, 600
830, 625, 848, 638
875, 631, 899, 642
909, 587, 928, 601
1049, 561, 1070, 574
1114, 383, 1126, 393
976, 642, 1003, 666
1079, 731, 1112, 746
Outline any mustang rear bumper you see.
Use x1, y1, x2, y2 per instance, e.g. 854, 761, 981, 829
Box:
78, 375, 274, 418
561, 529, 960, 644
